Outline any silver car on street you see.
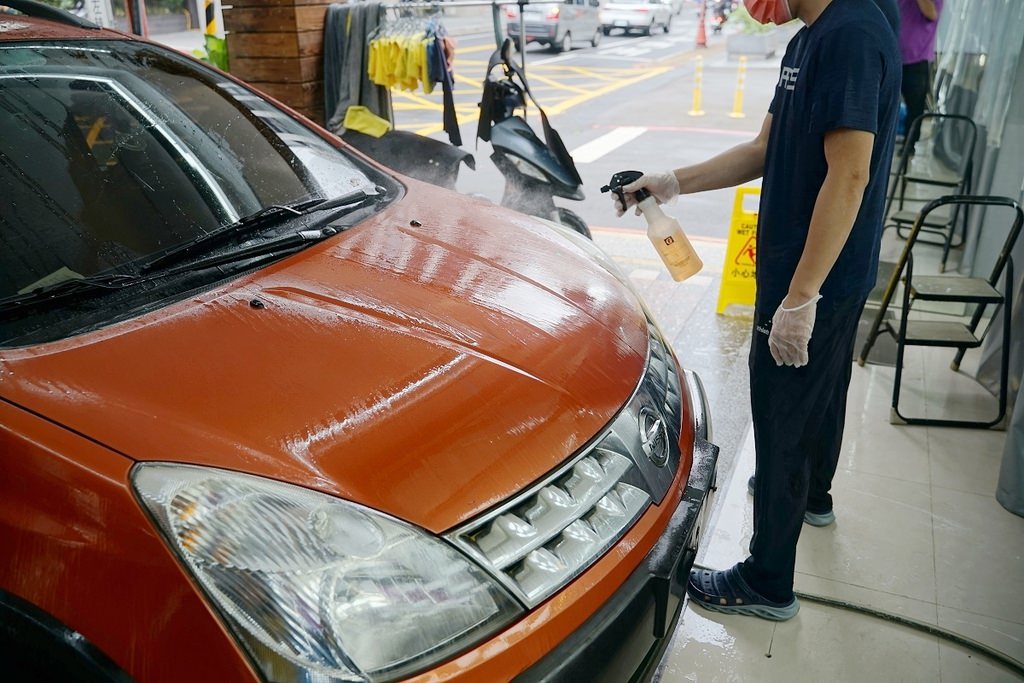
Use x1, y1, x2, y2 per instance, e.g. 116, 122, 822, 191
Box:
507, 0, 604, 52
600, 0, 673, 35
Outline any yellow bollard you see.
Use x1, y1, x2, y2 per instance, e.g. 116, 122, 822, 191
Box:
729, 56, 747, 119
204, 0, 219, 35
688, 55, 705, 117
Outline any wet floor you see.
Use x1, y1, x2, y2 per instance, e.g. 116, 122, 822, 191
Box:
589, 226, 1024, 682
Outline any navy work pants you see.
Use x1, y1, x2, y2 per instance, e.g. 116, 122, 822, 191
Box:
741, 298, 866, 603
901, 60, 932, 155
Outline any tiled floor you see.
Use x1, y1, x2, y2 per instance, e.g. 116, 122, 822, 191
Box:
590, 226, 1024, 682
658, 349, 1023, 682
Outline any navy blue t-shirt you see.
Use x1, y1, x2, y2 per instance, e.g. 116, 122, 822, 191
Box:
756, 0, 901, 315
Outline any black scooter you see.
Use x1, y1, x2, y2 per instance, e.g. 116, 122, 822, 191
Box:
342, 40, 590, 238
710, 1, 731, 34
476, 39, 590, 238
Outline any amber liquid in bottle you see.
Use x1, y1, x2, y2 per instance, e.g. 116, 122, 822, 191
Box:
637, 197, 703, 281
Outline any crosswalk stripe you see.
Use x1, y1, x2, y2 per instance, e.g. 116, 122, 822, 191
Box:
569, 126, 647, 163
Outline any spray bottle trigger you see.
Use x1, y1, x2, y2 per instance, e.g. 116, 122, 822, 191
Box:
600, 170, 650, 207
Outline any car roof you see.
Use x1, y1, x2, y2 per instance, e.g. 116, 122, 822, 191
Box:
0, 13, 129, 43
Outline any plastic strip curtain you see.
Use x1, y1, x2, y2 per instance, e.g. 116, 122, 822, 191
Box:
935, 0, 1024, 149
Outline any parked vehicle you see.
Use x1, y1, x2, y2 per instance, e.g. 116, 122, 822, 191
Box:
344, 38, 591, 239
710, 0, 731, 33
477, 39, 590, 238
506, 0, 603, 52
601, 0, 673, 36
0, 2, 718, 683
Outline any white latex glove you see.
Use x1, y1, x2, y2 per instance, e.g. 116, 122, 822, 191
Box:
768, 295, 822, 367
613, 171, 680, 216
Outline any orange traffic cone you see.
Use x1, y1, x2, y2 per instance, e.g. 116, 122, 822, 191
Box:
696, 14, 707, 47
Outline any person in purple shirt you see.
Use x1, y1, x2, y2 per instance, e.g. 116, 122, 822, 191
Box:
898, 0, 943, 155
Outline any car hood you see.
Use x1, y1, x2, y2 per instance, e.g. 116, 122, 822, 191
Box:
0, 185, 649, 532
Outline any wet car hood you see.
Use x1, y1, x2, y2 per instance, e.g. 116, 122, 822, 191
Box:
0, 186, 649, 532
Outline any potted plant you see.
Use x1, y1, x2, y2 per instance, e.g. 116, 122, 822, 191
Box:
726, 4, 779, 59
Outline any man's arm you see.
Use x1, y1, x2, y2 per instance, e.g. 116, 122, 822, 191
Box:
785, 127, 874, 305
675, 113, 773, 194
914, 0, 938, 21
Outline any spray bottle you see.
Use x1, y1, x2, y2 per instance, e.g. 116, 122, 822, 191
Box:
601, 171, 703, 282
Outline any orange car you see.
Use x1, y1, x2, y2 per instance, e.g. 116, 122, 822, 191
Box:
0, 3, 717, 682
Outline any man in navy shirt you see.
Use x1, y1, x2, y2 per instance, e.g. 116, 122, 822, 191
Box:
613, 0, 900, 619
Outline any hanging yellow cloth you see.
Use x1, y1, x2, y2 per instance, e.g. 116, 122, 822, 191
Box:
343, 105, 392, 138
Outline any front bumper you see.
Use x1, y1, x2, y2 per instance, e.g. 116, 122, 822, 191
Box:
515, 369, 718, 682
600, 12, 650, 28
507, 22, 560, 42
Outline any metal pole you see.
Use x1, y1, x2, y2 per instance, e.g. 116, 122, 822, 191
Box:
124, 0, 148, 37
519, 0, 526, 76
491, 1, 504, 47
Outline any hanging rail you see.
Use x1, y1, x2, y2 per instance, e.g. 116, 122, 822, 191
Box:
367, 0, 538, 74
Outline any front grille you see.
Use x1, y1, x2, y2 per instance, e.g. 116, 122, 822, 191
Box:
452, 450, 649, 605
447, 321, 686, 608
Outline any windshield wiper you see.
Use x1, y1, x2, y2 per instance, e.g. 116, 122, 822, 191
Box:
140, 189, 370, 274
0, 192, 378, 318
157, 227, 341, 277
0, 273, 148, 316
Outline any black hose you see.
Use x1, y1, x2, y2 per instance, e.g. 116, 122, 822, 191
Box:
691, 562, 1024, 678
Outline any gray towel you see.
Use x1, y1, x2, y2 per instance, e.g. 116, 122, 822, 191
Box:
324, 2, 393, 132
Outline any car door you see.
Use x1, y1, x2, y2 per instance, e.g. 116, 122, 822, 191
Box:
562, 0, 585, 39
580, 0, 601, 36
651, 0, 670, 26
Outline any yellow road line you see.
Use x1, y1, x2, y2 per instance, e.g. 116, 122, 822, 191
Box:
544, 66, 670, 116
394, 62, 672, 130
397, 90, 445, 108
524, 72, 591, 95
452, 72, 482, 88
458, 43, 501, 55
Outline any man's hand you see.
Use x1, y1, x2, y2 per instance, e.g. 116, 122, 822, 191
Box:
768, 294, 822, 367
612, 171, 680, 216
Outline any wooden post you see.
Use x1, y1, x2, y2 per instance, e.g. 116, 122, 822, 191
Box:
224, 0, 336, 124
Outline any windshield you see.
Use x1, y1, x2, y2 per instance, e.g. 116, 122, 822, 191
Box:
0, 40, 394, 344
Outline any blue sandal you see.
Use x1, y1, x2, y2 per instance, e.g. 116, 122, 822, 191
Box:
687, 564, 800, 621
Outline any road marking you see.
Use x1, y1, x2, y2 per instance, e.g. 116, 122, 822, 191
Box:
591, 123, 760, 136
523, 71, 592, 94
570, 126, 647, 163
459, 43, 503, 55
544, 65, 670, 115
394, 63, 670, 136
530, 53, 578, 66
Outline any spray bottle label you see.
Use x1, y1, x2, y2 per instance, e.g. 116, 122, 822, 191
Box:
656, 235, 694, 270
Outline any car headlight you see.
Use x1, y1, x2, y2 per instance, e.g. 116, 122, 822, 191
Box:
133, 464, 522, 682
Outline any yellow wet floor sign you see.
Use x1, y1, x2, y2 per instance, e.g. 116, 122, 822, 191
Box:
716, 186, 760, 314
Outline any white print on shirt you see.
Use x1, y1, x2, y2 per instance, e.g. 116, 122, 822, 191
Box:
779, 66, 800, 91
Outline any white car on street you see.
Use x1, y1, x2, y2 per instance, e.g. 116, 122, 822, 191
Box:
600, 0, 674, 36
